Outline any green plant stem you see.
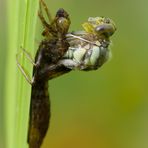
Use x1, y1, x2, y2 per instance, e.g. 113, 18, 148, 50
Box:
5, 0, 38, 148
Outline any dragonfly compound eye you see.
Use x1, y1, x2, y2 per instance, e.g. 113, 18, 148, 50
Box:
56, 8, 69, 18
95, 24, 116, 37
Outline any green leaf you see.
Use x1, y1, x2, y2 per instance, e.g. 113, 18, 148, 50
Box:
3, 0, 39, 148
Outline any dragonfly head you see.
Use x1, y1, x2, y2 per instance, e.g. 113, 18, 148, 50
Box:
82, 17, 116, 38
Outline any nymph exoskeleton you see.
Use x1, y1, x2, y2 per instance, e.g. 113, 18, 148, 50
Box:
17, 0, 71, 148
27, 2, 71, 148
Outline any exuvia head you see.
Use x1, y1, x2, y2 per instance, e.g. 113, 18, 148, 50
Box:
55, 8, 71, 35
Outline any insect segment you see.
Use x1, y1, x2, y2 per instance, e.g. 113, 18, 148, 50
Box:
59, 17, 116, 70
28, 1, 71, 148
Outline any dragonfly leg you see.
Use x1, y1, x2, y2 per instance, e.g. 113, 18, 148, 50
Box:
39, 0, 52, 22
38, 0, 51, 29
16, 52, 34, 85
20, 47, 36, 66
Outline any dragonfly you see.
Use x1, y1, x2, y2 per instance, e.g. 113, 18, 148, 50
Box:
16, 0, 116, 147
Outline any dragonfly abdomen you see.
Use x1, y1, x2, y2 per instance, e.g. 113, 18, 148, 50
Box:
28, 81, 50, 148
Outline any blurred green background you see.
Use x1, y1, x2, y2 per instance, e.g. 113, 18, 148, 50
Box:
0, 0, 148, 148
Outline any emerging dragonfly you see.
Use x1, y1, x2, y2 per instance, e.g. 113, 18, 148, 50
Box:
16, 0, 116, 147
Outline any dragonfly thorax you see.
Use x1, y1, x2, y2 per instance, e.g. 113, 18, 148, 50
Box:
59, 33, 111, 70
58, 16, 116, 70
